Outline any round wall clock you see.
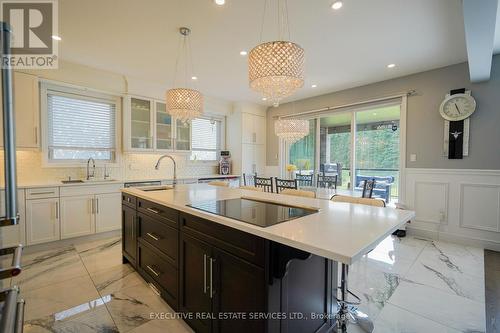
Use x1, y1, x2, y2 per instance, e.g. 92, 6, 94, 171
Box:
439, 93, 476, 121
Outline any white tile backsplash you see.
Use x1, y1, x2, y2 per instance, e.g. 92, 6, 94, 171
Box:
0, 151, 218, 184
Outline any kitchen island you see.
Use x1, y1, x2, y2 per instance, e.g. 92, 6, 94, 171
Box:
121, 184, 415, 333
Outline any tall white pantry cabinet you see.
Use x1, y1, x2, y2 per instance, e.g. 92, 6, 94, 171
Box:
227, 103, 267, 177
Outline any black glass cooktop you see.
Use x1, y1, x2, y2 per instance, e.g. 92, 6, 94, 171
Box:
187, 198, 319, 227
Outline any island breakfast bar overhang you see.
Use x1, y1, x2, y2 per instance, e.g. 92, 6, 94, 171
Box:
120, 183, 415, 333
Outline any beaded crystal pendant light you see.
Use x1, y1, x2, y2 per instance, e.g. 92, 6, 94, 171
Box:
166, 27, 203, 122
249, 0, 304, 107
274, 118, 309, 143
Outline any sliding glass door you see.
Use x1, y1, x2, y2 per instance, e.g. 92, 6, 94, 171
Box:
282, 100, 403, 204
354, 105, 401, 203
319, 113, 351, 189
288, 119, 316, 176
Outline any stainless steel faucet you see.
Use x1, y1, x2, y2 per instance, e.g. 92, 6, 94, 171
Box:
86, 157, 96, 180
155, 155, 177, 186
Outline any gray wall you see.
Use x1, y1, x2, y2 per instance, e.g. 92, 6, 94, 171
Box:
267, 55, 500, 169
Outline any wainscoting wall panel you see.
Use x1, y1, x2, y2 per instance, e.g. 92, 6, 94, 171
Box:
405, 169, 500, 251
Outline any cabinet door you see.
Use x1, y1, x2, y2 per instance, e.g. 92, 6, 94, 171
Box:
130, 97, 153, 150
26, 198, 60, 245
0, 190, 26, 247
155, 101, 173, 150
212, 248, 266, 333
60, 195, 95, 239
180, 233, 212, 333
0, 72, 39, 148
241, 144, 255, 175
95, 193, 121, 233
122, 204, 137, 265
175, 119, 191, 151
253, 115, 266, 145
241, 113, 255, 144
254, 144, 266, 175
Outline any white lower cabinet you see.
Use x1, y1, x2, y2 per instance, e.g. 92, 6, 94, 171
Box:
95, 193, 121, 233
60, 195, 95, 239
26, 198, 60, 245
242, 143, 266, 175
0, 190, 26, 248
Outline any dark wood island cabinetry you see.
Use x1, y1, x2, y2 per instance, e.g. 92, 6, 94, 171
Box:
122, 195, 337, 333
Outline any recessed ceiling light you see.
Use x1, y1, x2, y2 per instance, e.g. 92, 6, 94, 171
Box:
373, 113, 377, 116
214, 0, 225, 5
191, 76, 198, 80
331, 1, 343, 10
262, 97, 267, 101
240, 50, 247, 56
52, 35, 62, 41
311, 84, 317, 88
387, 63, 396, 68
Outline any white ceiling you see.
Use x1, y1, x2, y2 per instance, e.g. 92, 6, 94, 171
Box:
58, 0, 468, 104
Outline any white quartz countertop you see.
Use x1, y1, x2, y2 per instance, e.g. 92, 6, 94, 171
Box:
123, 183, 415, 265
1, 174, 240, 189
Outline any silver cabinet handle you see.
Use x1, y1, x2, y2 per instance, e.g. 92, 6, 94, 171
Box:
96, 198, 99, 214
209, 257, 215, 298
203, 254, 207, 294
148, 283, 161, 296
253, 132, 256, 143
55, 201, 59, 219
146, 265, 160, 277
90, 198, 94, 214
146, 232, 160, 241
146, 207, 161, 214
34, 126, 38, 145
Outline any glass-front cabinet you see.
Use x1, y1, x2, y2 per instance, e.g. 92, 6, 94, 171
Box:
130, 98, 152, 149
175, 119, 191, 151
124, 96, 191, 152
155, 102, 173, 150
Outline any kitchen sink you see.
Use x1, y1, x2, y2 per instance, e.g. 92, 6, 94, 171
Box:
61, 179, 85, 184
138, 185, 174, 192
61, 179, 118, 184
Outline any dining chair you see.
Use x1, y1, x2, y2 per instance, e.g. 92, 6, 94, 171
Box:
330, 194, 385, 207
361, 179, 376, 198
295, 174, 314, 187
239, 185, 264, 192
280, 188, 316, 198
254, 176, 274, 192
242, 173, 257, 186
275, 178, 298, 193
317, 174, 338, 189
207, 181, 230, 187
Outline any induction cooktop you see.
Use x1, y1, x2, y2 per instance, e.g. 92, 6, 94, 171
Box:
187, 198, 319, 227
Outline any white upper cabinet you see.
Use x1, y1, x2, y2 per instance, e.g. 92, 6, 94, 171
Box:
155, 101, 173, 151
175, 119, 191, 151
123, 96, 191, 152
0, 72, 40, 148
241, 112, 266, 145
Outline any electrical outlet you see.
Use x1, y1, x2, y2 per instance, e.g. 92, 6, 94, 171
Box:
410, 154, 417, 162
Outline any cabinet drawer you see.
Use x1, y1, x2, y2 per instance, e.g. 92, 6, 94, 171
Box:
138, 213, 178, 266
138, 199, 178, 228
122, 193, 136, 208
26, 187, 59, 199
180, 212, 266, 267
138, 242, 178, 306
60, 184, 122, 197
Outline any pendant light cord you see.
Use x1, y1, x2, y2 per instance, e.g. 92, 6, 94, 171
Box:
259, 0, 291, 43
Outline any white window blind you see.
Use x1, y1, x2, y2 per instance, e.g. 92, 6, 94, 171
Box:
47, 90, 117, 161
190, 118, 221, 161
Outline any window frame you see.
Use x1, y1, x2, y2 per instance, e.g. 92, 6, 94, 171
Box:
189, 114, 226, 164
40, 82, 122, 167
